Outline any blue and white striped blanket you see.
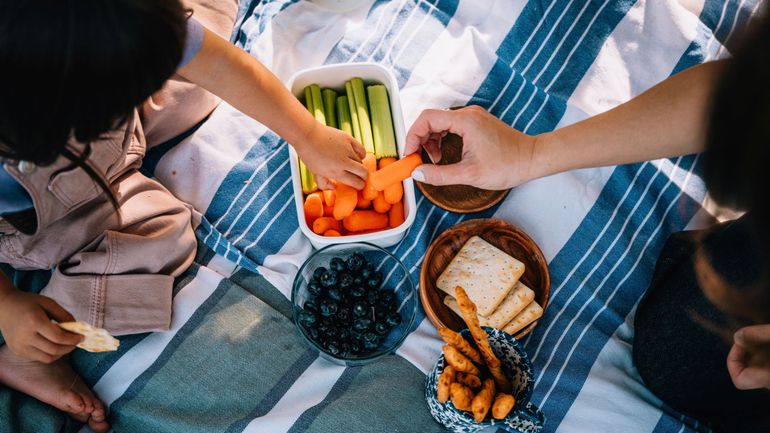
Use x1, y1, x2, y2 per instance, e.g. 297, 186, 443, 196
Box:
2, 1, 763, 432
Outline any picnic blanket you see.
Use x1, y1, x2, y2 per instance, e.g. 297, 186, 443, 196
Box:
1, 0, 764, 432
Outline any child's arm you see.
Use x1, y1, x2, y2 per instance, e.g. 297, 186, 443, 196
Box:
0, 271, 82, 363
178, 28, 367, 189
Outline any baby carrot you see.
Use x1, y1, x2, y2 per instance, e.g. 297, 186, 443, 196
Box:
323, 229, 341, 237
362, 153, 378, 200
322, 189, 336, 206
389, 200, 404, 228
333, 184, 358, 220
356, 190, 372, 209
373, 191, 391, 213
303, 192, 324, 223
369, 153, 422, 191
312, 217, 342, 235
343, 210, 389, 232
378, 157, 404, 204
323, 203, 334, 217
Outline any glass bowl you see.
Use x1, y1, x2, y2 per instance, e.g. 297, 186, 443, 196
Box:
291, 242, 418, 366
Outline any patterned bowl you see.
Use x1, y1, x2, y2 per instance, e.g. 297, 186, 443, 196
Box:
425, 327, 545, 433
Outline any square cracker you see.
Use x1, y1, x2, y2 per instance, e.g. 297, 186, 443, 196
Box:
444, 281, 534, 328
436, 236, 525, 316
501, 301, 543, 335
59, 321, 120, 353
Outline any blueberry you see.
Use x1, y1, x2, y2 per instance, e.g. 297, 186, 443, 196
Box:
346, 253, 365, 272
320, 270, 338, 288
303, 300, 319, 313
378, 291, 395, 305
338, 273, 354, 289
318, 322, 330, 335
385, 311, 402, 327
374, 322, 390, 335
306, 327, 320, 340
336, 307, 350, 323
353, 276, 364, 287
330, 257, 346, 272
350, 341, 362, 354
324, 326, 338, 339
375, 308, 387, 321
366, 290, 379, 305
298, 310, 318, 327
361, 265, 374, 279
313, 267, 327, 281
307, 280, 323, 296
351, 286, 366, 299
338, 328, 351, 342
326, 340, 340, 356
319, 300, 339, 317
352, 301, 369, 317
328, 287, 344, 302
353, 318, 373, 332
367, 271, 383, 288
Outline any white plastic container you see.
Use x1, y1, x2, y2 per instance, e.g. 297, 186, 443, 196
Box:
286, 63, 417, 249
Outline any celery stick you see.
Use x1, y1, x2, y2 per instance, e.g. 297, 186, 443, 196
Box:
310, 84, 326, 125
337, 96, 353, 136
304, 86, 314, 112
345, 81, 362, 142
322, 89, 338, 129
350, 78, 375, 154
367, 84, 397, 158
300, 86, 317, 194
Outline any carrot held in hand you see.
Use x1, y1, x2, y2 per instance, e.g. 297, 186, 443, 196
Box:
389, 200, 404, 228
356, 190, 372, 209
362, 153, 378, 200
343, 210, 388, 232
312, 217, 342, 235
332, 184, 357, 220
378, 157, 403, 204
303, 192, 324, 223
369, 153, 422, 191
322, 189, 336, 206
373, 191, 391, 213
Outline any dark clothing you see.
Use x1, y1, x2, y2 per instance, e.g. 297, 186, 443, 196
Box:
634, 214, 770, 433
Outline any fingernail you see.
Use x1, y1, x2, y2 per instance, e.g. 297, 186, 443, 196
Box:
412, 169, 425, 182
734, 329, 745, 344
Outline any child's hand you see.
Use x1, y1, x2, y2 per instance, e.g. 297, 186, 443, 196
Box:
295, 123, 368, 190
0, 290, 83, 364
728, 324, 770, 390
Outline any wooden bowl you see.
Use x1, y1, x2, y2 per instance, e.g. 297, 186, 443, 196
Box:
415, 132, 510, 213
419, 218, 550, 339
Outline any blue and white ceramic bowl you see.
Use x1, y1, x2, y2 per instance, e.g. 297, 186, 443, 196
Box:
425, 327, 545, 433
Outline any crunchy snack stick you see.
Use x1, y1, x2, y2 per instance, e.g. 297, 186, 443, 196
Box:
437, 365, 456, 403
443, 345, 480, 375
455, 286, 512, 393
471, 378, 496, 422
449, 382, 474, 411
456, 372, 482, 389
58, 321, 119, 353
438, 327, 482, 364
491, 393, 516, 419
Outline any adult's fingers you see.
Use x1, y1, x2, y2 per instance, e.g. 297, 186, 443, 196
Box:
38, 296, 75, 323
411, 162, 474, 187
39, 321, 83, 346
405, 109, 466, 155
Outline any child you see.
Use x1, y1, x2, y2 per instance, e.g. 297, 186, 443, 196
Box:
0, 1, 367, 431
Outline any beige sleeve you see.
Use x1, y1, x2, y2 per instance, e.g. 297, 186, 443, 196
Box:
41, 171, 196, 336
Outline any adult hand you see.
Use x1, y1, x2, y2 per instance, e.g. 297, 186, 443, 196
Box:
727, 324, 770, 390
295, 122, 368, 190
0, 290, 83, 364
404, 106, 540, 190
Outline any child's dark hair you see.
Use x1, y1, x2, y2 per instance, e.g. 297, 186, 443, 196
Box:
0, 0, 187, 198
699, 6, 770, 326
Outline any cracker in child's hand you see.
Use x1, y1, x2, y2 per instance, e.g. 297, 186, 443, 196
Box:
58, 321, 119, 353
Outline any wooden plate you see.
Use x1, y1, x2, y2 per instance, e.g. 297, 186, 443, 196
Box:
415, 132, 510, 213
419, 218, 550, 339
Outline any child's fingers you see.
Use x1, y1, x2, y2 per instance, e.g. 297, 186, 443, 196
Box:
33, 334, 76, 357
350, 138, 366, 159
345, 158, 369, 180
25, 345, 58, 364
315, 175, 334, 190
39, 321, 83, 346
337, 171, 366, 190
38, 295, 76, 323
